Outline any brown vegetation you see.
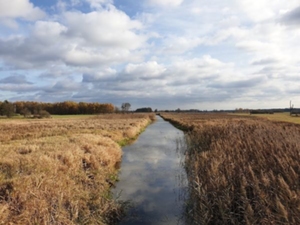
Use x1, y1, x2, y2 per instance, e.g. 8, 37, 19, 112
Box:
0, 113, 155, 224
160, 113, 300, 224
0, 101, 115, 118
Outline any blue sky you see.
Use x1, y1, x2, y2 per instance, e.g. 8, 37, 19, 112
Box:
0, 0, 300, 110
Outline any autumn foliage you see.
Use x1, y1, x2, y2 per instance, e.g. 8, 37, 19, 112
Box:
11, 101, 115, 115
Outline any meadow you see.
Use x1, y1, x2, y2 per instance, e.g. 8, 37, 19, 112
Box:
234, 112, 300, 125
160, 113, 300, 224
0, 113, 155, 225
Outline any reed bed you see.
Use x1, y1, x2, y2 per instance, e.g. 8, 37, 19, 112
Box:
160, 113, 300, 225
0, 113, 155, 225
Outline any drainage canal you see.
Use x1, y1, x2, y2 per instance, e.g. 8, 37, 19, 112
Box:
113, 116, 187, 225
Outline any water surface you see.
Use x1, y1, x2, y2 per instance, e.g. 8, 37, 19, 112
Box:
113, 116, 187, 225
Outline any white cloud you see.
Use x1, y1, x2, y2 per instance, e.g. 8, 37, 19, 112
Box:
64, 47, 105, 67
64, 10, 145, 49
0, 18, 19, 29
0, 0, 45, 22
281, 5, 300, 26
160, 36, 203, 54
85, 0, 113, 9
171, 55, 227, 76
124, 61, 166, 79
237, 0, 300, 22
0, 6, 148, 69
148, 0, 183, 7
32, 21, 68, 44
82, 68, 117, 82
1, 0, 300, 109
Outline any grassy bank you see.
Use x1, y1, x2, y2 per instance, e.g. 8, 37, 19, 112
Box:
160, 113, 300, 224
0, 113, 155, 224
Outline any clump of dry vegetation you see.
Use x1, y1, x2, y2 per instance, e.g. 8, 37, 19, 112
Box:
0, 113, 155, 224
160, 113, 300, 224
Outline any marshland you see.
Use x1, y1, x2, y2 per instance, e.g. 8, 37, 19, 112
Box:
1, 111, 300, 224
0, 113, 155, 224
160, 112, 300, 224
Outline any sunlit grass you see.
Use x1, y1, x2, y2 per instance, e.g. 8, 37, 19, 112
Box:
0, 113, 155, 224
51, 114, 95, 119
161, 113, 300, 224
232, 112, 300, 124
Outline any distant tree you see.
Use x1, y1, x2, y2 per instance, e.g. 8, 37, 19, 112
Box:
2, 100, 15, 118
78, 102, 88, 114
135, 107, 152, 112
1, 101, 115, 116
15, 101, 25, 114
115, 106, 120, 113
20, 108, 32, 118
154, 109, 158, 113
290, 100, 294, 116
39, 110, 51, 118
121, 103, 131, 112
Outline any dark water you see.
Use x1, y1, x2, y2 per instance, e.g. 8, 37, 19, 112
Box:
113, 116, 187, 225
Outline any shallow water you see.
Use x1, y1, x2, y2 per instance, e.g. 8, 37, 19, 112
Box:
113, 116, 187, 225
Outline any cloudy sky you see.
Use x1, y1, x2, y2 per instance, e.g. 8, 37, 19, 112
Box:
0, 0, 300, 110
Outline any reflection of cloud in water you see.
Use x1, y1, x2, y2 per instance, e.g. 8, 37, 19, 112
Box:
113, 117, 187, 224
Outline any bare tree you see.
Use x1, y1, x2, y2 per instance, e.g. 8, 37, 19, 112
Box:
2, 100, 15, 118
290, 100, 294, 116
121, 103, 131, 112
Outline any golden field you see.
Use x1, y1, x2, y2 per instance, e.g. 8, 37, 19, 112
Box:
160, 113, 300, 225
233, 112, 300, 125
0, 113, 155, 225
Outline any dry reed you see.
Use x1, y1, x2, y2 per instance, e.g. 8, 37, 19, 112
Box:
161, 113, 300, 225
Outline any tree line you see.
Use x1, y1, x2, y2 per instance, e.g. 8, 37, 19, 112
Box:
0, 100, 115, 117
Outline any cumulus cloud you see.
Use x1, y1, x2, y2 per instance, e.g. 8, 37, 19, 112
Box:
170, 55, 227, 79
0, 84, 37, 93
251, 58, 278, 66
0, 0, 45, 28
77, 55, 252, 109
0, 75, 32, 84
281, 5, 300, 25
64, 10, 144, 48
45, 79, 82, 93
124, 61, 166, 80
82, 68, 117, 82
85, 0, 113, 9
1, 0, 300, 109
0, 7, 147, 69
160, 36, 203, 54
237, 0, 299, 22
208, 76, 264, 89
148, 0, 183, 7
32, 21, 68, 43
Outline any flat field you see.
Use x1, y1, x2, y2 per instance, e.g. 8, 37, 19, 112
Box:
233, 112, 300, 124
160, 113, 300, 224
0, 113, 155, 225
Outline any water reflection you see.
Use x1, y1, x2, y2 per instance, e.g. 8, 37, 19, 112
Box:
113, 116, 187, 225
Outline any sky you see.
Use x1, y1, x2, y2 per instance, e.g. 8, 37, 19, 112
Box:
0, 0, 300, 110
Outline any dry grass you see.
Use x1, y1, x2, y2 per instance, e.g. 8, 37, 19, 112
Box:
0, 113, 155, 224
160, 113, 300, 225
233, 112, 300, 125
